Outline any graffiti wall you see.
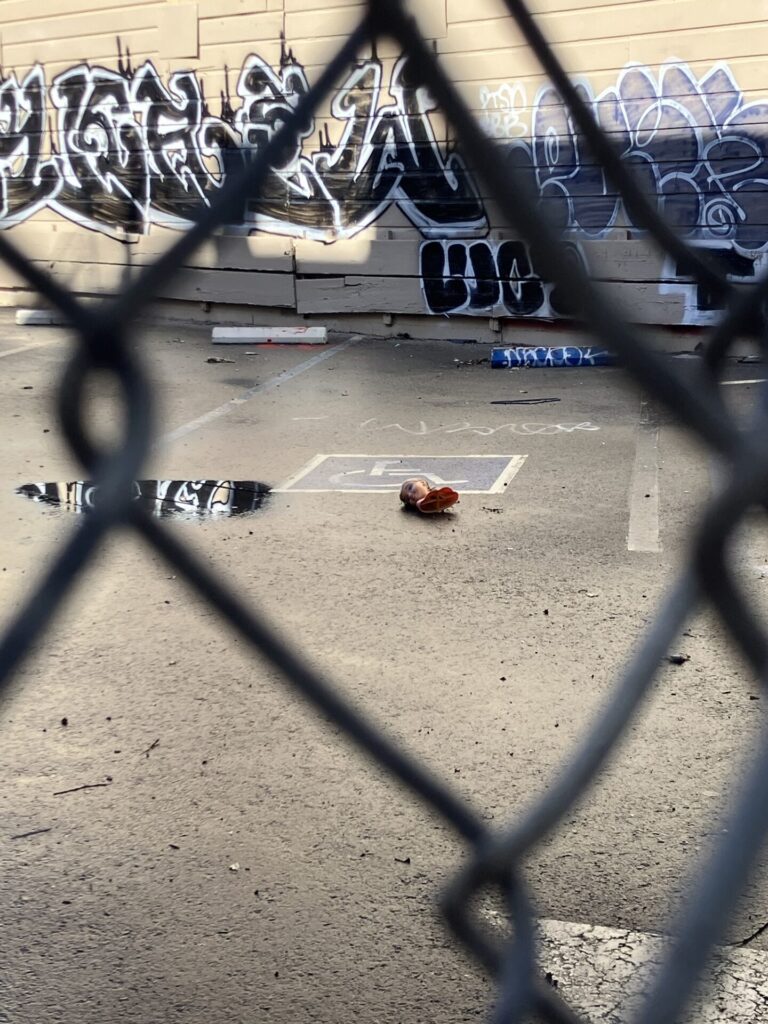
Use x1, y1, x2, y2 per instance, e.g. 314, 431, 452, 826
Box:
0, 0, 764, 328
0, 52, 483, 240
481, 62, 768, 250
478, 59, 768, 324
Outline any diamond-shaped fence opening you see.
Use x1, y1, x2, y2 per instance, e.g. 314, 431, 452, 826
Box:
3, 2, 768, 1022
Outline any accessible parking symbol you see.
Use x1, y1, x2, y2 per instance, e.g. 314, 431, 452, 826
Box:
277, 454, 527, 494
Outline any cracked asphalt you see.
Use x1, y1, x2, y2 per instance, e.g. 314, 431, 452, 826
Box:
2, 317, 768, 1022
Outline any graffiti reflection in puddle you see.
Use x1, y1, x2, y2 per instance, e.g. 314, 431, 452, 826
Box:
16, 480, 270, 518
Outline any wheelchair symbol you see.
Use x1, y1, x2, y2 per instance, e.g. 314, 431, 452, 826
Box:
329, 459, 468, 488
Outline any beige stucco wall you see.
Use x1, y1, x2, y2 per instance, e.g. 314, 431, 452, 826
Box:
0, 0, 765, 335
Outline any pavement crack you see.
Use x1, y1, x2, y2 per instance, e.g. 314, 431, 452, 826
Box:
738, 920, 768, 947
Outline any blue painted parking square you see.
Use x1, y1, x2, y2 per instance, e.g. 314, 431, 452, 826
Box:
277, 454, 527, 493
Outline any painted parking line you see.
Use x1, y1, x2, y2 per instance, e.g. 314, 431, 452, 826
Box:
628, 400, 661, 553
158, 335, 361, 448
483, 912, 767, 1022
720, 379, 767, 386
0, 339, 59, 359
276, 454, 528, 494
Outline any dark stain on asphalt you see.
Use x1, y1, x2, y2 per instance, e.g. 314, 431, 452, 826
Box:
490, 398, 561, 405
220, 378, 259, 388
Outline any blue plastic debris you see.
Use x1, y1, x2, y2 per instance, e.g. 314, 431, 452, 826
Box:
491, 346, 618, 368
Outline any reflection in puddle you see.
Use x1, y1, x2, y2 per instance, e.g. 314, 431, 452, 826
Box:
17, 480, 270, 518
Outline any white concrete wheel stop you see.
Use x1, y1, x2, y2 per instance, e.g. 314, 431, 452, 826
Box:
212, 326, 327, 345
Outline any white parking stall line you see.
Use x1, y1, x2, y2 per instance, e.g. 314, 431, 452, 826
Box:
628, 399, 661, 553
0, 339, 59, 359
275, 453, 330, 492
158, 335, 360, 448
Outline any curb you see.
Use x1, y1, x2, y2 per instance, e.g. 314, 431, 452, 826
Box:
212, 326, 328, 345
491, 346, 619, 368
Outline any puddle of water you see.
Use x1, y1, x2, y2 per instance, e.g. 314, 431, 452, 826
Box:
16, 480, 270, 518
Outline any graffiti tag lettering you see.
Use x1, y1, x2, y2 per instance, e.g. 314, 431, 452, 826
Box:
0, 51, 485, 241
359, 418, 601, 435
420, 239, 586, 318
489, 61, 768, 253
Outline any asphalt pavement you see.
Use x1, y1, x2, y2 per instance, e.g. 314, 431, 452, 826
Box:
2, 317, 768, 1023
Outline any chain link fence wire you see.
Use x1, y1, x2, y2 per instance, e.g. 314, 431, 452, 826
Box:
3, 0, 768, 1020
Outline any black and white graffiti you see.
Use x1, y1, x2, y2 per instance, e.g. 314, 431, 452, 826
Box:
420, 238, 586, 318
477, 60, 768, 323
0, 48, 485, 241
0, 67, 60, 226
17, 480, 270, 517
482, 61, 768, 252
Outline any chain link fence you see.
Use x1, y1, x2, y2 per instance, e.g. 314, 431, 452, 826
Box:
3, 1, 768, 1021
